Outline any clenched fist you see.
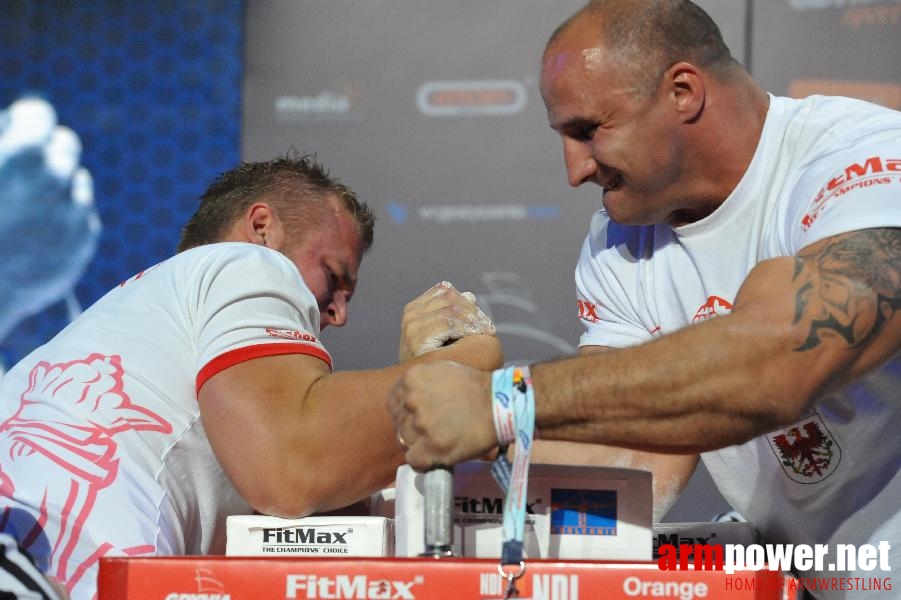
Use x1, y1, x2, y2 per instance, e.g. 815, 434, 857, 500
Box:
398, 281, 495, 362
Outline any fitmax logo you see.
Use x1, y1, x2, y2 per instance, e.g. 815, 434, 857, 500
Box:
654, 533, 714, 551
803, 156, 901, 229
262, 528, 349, 544
455, 496, 540, 514
285, 574, 423, 599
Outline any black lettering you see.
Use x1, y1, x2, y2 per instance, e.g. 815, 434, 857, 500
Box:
331, 532, 347, 544
296, 528, 316, 544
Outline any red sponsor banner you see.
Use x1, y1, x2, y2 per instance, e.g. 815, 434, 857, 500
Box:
98, 556, 798, 599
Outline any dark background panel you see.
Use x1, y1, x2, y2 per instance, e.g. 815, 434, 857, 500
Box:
244, 0, 596, 370
242, 0, 748, 372
752, 1, 901, 107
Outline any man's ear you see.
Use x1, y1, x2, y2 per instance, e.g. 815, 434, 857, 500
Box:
667, 61, 705, 124
244, 202, 282, 247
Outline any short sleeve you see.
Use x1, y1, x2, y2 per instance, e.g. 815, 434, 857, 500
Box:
192, 244, 332, 393
575, 212, 656, 349
790, 141, 901, 251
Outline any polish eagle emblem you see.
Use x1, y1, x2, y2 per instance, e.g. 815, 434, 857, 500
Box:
768, 413, 841, 484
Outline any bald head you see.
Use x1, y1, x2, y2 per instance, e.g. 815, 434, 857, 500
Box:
547, 0, 739, 96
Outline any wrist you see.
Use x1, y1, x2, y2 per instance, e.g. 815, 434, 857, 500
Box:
490, 365, 535, 446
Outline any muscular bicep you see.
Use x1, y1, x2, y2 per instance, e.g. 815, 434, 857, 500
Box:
197, 334, 503, 517
197, 353, 331, 511
735, 227, 901, 405
792, 228, 901, 367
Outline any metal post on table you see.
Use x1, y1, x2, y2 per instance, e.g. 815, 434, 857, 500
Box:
421, 466, 454, 557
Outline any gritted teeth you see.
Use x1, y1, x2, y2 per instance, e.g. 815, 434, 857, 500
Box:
602, 174, 621, 192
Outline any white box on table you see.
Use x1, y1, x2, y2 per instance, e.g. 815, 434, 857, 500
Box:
394, 461, 652, 561
226, 514, 393, 557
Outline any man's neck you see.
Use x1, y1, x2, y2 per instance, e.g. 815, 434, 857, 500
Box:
671, 76, 770, 227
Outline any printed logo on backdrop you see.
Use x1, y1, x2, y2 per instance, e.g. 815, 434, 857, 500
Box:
768, 411, 842, 484
476, 272, 576, 361
416, 80, 527, 117
787, 0, 901, 29
274, 83, 362, 122
0, 97, 101, 375
385, 202, 559, 224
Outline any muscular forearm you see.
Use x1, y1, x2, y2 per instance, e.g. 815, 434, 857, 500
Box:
270, 335, 503, 516
533, 314, 796, 452
534, 247, 901, 452
392, 230, 901, 472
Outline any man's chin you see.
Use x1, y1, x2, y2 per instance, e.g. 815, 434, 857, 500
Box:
602, 197, 655, 226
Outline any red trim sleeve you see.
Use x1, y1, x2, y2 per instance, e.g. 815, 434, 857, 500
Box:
196, 342, 333, 395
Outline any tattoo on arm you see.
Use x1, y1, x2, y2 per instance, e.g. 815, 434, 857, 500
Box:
793, 228, 901, 351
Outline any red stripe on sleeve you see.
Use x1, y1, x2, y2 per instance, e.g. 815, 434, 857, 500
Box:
196, 343, 333, 394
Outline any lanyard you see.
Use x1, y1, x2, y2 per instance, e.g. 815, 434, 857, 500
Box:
490, 365, 535, 597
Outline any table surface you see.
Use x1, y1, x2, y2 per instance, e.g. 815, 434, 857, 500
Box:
98, 556, 798, 599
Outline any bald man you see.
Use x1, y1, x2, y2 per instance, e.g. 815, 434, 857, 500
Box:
389, 2, 901, 597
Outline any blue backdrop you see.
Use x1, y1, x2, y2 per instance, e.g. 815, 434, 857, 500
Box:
0, 0, 243, 365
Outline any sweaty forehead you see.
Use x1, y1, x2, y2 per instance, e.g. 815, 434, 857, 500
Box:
542, 20, 614, 82
543, 47, 611, 86
541, 38, 623, 108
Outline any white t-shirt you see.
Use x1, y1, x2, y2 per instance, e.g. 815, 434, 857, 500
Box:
0, 243, 331, 600
575, 95, 901, 598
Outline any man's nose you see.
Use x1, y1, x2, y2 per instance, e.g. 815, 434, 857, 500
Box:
321, 296, 348, 328
563, 139, 597, 187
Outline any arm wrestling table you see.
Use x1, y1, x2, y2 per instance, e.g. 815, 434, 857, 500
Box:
99, 465, 798, 599
98, 555, 798, 599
